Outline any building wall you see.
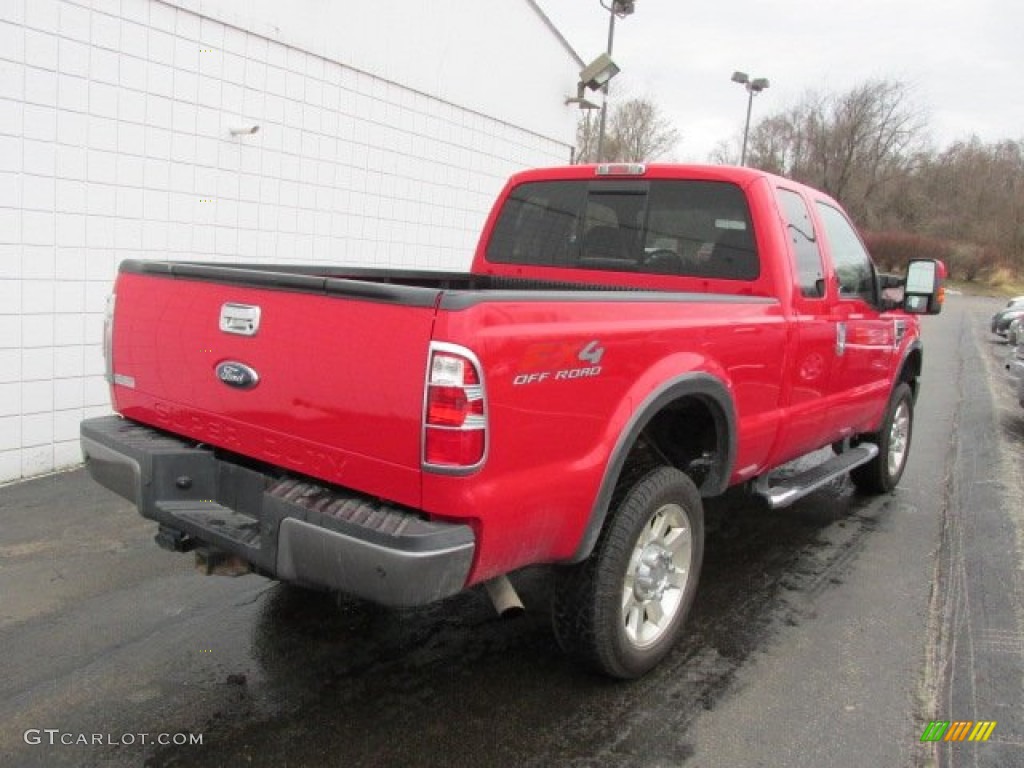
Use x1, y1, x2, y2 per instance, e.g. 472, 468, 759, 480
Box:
0, 0, 580, 483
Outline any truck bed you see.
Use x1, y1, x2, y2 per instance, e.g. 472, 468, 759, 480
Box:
121, 259, 655, 301
110, 259, 778, 514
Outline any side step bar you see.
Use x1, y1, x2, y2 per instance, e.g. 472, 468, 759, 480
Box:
754, 443, 879, 509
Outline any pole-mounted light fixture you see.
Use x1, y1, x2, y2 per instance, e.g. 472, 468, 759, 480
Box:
567, 53, 619, 111
731, 71, 770, 165
732, 71, 769, 93
593, 0, 637, 162
580, 52, 620, 92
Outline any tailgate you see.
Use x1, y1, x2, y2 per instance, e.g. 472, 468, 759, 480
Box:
109, 264, 441, 508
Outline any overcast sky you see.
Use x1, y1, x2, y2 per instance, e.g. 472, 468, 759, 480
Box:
537, 0, 1024, 162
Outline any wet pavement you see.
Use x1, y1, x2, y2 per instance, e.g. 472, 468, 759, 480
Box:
932, 298, 1024, 768
1, 295, 1021, 767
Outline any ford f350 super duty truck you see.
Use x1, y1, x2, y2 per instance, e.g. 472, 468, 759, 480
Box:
81, 163, 944, 678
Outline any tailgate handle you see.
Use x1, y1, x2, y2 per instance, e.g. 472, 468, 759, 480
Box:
219, 303, 261, 336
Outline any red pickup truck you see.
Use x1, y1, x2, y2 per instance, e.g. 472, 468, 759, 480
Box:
81, 163, 944, 678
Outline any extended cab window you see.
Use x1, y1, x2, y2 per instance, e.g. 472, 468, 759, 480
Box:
815, 202, 877, 304
776, 188, 824, 298
486, 180, 759, 280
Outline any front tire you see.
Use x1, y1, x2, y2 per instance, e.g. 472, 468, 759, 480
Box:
552, 466, 704, 679
850, 382, 914, 494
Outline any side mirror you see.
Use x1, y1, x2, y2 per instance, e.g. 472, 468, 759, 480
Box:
903, 259, 946, 315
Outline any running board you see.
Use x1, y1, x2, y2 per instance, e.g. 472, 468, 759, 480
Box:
754, 444, 879, 509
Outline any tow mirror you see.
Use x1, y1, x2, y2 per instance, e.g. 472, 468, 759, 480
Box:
903, 259, 945, 315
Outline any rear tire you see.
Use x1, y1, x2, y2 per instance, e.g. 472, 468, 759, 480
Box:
552, 466, 704, 679
850, 382, 914, 494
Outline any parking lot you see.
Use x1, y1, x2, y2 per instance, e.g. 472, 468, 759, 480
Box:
1, 294, 1022, 768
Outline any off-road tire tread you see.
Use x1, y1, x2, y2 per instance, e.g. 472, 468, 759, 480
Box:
551, 466, 704, 679
850, 382, 914, 494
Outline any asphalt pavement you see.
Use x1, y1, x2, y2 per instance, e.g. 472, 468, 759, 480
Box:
0, 294, 1021, 768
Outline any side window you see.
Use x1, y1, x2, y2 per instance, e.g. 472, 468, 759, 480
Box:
815, 202, 877, 304
776, 188, 824, 298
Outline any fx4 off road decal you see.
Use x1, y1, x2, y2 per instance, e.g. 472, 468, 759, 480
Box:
513, 340, 605, 386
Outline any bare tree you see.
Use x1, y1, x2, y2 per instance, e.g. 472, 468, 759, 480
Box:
574, 110, 600, 165
609, 98, 680, 162
915, 137, 1024, 269
709, 137, 737, 166
581, 78, 1024, 278
744, 109, 810, 175
745, 80, 927, 225
576, 96, 679, 163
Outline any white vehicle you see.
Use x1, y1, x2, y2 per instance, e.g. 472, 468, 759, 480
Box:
991, 296, 1024, 337
1007, 316, 1023, 347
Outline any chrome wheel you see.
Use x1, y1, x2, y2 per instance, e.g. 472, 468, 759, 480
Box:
851, 382, 914, 495
622, 502, 693, 649
887, 400, 911, 477
551, 466, 704, 678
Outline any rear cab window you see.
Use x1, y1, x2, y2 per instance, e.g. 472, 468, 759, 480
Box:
485, 179, 759, 281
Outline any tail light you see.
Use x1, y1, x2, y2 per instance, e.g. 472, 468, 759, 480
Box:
103, 292, 134, 397
423, 342, 487, 472
103, 293, 115, 384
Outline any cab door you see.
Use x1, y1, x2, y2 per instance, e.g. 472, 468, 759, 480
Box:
814, 201, 895, 439
772, 187, 837, 462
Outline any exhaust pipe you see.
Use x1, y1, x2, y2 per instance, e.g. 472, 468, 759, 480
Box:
195, 547, 251, 577
483, 574, 525, 617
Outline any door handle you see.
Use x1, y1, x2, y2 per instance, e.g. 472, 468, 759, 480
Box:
836, 322, 847, 356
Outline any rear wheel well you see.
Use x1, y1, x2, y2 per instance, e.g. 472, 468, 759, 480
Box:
614, 396, 722, 502
571, 378, 734, 564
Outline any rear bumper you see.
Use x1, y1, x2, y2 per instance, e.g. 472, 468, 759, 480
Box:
80, 416, 475, 607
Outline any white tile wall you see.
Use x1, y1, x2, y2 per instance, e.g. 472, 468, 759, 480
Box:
0, 0, 574, 483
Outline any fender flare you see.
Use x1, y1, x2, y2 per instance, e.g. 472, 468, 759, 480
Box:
896, 338, 924, 401
569, 372, 737, 562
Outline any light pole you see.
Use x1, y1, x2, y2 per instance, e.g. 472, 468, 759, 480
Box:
596, 0, 636, 162
731, 71, 769, 166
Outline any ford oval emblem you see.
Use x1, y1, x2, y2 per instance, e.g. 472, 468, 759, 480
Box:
216, 361, 260, 390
